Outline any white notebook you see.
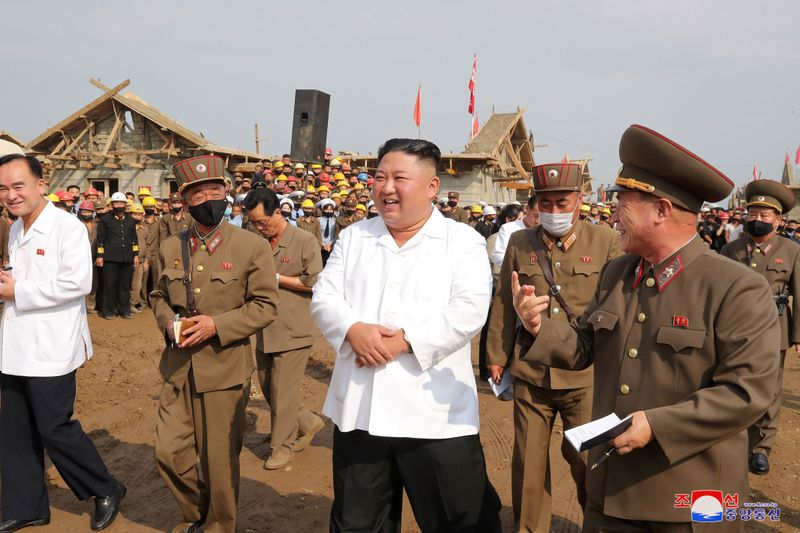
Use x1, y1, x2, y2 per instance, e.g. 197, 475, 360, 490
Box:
565, 413, 633, 452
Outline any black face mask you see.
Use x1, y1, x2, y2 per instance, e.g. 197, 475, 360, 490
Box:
746, 220, 774, 237
144, 208, 155, 216
188, 199, 228, 227
112, 206, 126, 215
345, 209, 355, 216
78, 214, 94, 222
72, 195, 80, 203
323, 211, 335, 218
170, 205, 182, 214
448, 200, 457, 208
367, 212, 378, 219
281, 210, 292, 219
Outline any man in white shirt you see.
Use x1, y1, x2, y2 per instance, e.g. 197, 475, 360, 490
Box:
311, 138, 501, 532
490, 195, 539, 269
0, 152, 125, 532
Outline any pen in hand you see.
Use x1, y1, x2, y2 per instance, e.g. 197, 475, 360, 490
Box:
590, 446, 616, 471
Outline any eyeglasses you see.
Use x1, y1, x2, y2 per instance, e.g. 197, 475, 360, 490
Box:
251, 213, 273, 230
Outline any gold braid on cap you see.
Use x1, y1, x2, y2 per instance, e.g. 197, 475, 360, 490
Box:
615, 177, 656, 193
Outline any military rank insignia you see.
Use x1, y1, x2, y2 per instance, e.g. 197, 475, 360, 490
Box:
530, 255, 537, 264
221, 262, 233, 270
775, 258, 784, 265
281, 257, 291, 263
580, 256, 592, 263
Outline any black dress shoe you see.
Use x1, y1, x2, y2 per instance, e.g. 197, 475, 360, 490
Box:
0, 517, 50, 532
119, 314, 133, 320
91, 482, 126, 531
749, 452, 770, 475
100, 313, 114, 320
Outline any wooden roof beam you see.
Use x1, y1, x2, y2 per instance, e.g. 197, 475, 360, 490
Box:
28, 79, 130, 149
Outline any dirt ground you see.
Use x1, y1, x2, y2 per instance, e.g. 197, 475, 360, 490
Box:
9, 312, 800, 532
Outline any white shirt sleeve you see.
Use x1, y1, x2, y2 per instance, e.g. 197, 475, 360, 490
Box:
310, 228, 359, 356
402, 228, 492, 371
491, 220, 517, 268
15, 222, 92, 312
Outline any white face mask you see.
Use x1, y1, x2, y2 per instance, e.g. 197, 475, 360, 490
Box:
539, 211, 576, 237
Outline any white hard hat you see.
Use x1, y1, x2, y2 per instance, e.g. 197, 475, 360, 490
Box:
483, 206, 497, 216
0, 139, 24, 158
110, 192, 127, 202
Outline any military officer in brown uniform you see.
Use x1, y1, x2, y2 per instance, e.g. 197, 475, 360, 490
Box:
487, 163, 621, 532
150, 155, 278, 533
512, 124, 780, 531
720, 179, 800, 475
445, 191, 471, 223
159, 191, 193, 244
243, 188, 326, 470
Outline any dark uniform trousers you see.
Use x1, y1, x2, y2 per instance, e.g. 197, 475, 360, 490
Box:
330, 428, 502, 533
750, 348, 787, 455
102, 261, 134, 316
0, 371, 116, 520
154, 372, 250, 532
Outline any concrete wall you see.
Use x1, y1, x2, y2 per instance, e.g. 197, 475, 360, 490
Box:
438, 167, 517, 206
49, 168, 174, 198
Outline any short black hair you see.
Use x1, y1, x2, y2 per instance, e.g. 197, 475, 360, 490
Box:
526, 193, 537, 209
243, 186, 280, 214
67, 184, 80, 192
0, 154, 43, 180
377, 138, 441, 168
282, 153, 291, 159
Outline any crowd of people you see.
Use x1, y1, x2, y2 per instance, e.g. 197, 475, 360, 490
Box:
0, 128, 795, 533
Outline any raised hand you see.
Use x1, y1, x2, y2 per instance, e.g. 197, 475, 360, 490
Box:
511, 271, 550, 336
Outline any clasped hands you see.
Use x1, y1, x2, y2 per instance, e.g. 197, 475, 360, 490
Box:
346, 322, 410, 368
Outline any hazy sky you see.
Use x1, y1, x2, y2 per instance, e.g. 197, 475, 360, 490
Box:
2, 1, 798, 187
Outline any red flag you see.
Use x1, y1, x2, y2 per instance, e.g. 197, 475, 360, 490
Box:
786, 151, 791, 164
413, 85, 421, 128
752, 163, 758, 181
471, 113, 479, 138
796, 145, 800, 165
468, 54, 477, 115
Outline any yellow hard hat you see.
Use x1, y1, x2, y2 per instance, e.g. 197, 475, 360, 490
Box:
307, 185, 316, 193
331, 192, 342, 199
355, 204, 367, 213
276, 175, 288, 182
301, 199, 315, 209
294, 163, 305, 170
471, 205, 483, 214
353, 183, 364, 190
129, 203, 145, 214
330, 158, 342, 167
580, 204, 591, 213
334, 172, 346, 182
318, 185, 330, 192
310, 163, 322, 170
137, 186, 152, 197
46, 193, 60, 203
337, 181, 349, 189
602, 208, 611, 216
142, 196, 158, 208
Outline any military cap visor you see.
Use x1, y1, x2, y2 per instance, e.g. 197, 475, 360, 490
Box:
745, 180, 795, 214
608, 124, 733, 213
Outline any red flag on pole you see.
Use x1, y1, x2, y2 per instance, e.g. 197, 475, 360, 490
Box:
468, 54, 477, 115
795, 145, 800, 165
752, 163, 758, 181
413, 85, 421, 128
786, 151, 791, 164
471, 113, 479, 138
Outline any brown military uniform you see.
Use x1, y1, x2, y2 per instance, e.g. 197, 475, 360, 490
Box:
130, 223, 150, 308
720, 180, 800, 461
525, 125, 781, 530
487, 176, 621, 531
447, 205, 471, 224
255, 224, 324, 461
334, 213, 357, 239
296, 214, 323, 246
143, 216, 161, 302
528, 236, 779, 524
151, 155, 278, 533
159, 211, 193, 244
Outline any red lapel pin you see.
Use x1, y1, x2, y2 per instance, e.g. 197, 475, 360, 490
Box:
221, 262, 233, 270
672, 315, 689, 328
36, 249, 45, 256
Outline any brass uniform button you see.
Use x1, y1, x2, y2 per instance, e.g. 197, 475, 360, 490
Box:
750, 262, 757, 268
193, 288, 201, 294
628, 348, 638, 358
200, 245, 207, 252
620, 384, 630, 395
754, 248, 761, 254
645, 278, 655, 288
196, 265, 204, 272
554, 261, 561, 268
553, 307, 560, 315
637, 312, 646, 323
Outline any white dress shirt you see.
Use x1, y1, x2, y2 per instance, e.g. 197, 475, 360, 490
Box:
491, 218, 525, 268
311, 208, 492, 439
0, 201, 93, 377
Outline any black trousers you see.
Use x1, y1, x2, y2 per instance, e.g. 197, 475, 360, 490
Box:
102, 260, 133, 316
330, 427, 501, 533
0, 371, 116, 520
